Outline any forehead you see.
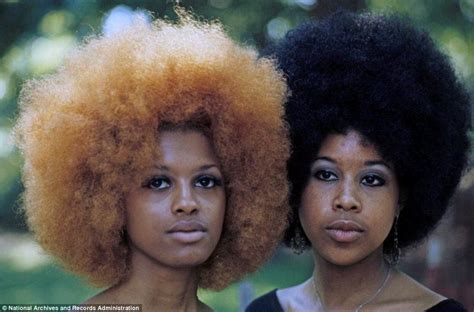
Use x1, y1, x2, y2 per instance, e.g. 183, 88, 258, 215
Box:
157, 130, 219, 166
318, 131, 382, 160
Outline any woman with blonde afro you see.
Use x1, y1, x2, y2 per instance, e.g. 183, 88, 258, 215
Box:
15, 12, 289, 311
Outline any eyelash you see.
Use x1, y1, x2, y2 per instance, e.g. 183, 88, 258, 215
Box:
194, 175, 222, 188
314, 170, 338, 182
144, 176, 171, 190
361, 174, 386, 187
314, 170, 386, 187
144, 175, 222, 190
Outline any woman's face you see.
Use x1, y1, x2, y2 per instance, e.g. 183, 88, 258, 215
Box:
126, 130, 226, 268
300, 130, 399, 266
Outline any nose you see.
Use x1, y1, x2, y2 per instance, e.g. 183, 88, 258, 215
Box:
172, 182, 199, 215
333, 180, 361, 212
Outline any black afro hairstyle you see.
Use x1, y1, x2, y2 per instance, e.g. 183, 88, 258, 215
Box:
267, 11, 471, 256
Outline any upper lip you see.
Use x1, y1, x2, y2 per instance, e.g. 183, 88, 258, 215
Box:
326, 220, 364, 232
167, 220, 207, 233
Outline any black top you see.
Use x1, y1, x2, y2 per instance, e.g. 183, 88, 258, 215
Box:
245, 289, 468, 312
245, 290, 283, 312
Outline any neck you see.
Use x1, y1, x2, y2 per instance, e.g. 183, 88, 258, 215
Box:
312, 249, 390, 311
100, 247, 209, 312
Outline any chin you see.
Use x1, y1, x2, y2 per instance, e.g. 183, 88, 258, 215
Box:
167, 257, 209, 269
166, 248, 215, 268
317, 248, 372, 267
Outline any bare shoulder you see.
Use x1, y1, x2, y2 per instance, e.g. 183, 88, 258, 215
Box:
81, 288, 122, 304
385, 270, 445, 310
81, 293, 108, 304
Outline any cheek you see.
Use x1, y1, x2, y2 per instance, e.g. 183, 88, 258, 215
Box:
299, 184, 326, 220
366, 193, 398, 240
127, 192, 160, 220
196, 189, 226, 239
299, 184, 328, 239
125, 192, 168, 242
371, 187, 399, 216
125, 193, 144, 228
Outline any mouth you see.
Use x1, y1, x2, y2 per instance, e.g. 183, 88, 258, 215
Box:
325, 220, 364, 243
167, 220, 207, 243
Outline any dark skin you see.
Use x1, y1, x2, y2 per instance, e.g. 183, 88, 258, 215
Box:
277, 131, 444, 311
85, 130, 225, 312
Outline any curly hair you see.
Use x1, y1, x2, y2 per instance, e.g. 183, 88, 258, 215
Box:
15, 13, 289, 290
267, 12, 471, 256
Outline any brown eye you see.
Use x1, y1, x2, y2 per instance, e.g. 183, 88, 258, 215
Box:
194, 175, 222, 189
314, 170, 338, 181
145, 177, 171, 190
361, 175, 385, 187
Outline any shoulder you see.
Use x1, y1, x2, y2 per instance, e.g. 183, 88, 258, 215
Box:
425, 299, 468, 312
386, 271, 448, 310
81, 287, 122, 304
245, 289, 283, 312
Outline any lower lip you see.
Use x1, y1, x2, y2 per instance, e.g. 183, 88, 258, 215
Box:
168, 231, 206, 243
326, 229, 363, 243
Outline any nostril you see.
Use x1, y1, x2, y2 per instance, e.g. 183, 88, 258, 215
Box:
172, 202, 199, 215
334, 200, 360, 211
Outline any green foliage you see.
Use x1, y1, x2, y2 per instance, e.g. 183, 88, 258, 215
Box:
0, 259, 97, 303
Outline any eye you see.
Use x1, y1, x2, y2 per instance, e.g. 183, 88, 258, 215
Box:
314, 170, 338, 182
195, 175, 222, 189
361, 174, 385, 187
145, 176, 171, 190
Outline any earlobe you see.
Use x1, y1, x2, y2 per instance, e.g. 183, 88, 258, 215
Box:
396, 203, 403, 215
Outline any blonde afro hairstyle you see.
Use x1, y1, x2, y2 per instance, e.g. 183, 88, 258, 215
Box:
15, 12, 289, 290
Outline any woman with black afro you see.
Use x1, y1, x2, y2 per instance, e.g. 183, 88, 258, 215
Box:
247, 12, 471, 312
14, 11, 290, 311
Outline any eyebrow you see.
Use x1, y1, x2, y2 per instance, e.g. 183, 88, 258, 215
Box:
314, 156, 392, 169
364, 160, 392, 169
198, 164, 220, 171
314, 156, 335, 163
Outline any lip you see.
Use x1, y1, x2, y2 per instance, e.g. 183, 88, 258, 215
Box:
168, 220, 207, 233
325, 220, 364, 243
167, 220, 207, 243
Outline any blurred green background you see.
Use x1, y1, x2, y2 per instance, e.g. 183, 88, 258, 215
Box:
0, 0, 473, 311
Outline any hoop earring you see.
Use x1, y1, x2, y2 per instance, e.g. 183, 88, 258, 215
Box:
290, 225, 306, 255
